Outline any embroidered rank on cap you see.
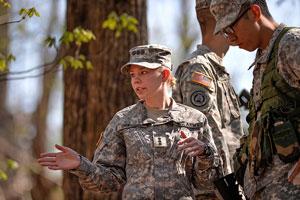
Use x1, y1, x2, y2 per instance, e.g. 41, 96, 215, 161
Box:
191, 71, 212, 88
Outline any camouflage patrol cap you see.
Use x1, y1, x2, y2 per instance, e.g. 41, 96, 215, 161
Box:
196, 0, 211, 10
210, 0, 250, 34
121, 44, 172, 74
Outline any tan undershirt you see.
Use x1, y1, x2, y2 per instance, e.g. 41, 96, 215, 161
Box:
145, 106, 169, 121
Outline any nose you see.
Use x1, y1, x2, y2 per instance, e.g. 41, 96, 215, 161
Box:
132, 75, 141, 84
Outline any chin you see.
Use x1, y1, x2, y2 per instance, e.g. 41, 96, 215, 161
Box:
239, 45, 257, 52
136, 95, 144, 100
138, 94, 149, 101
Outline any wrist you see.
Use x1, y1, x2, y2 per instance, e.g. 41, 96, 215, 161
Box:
75, 154, 82, 169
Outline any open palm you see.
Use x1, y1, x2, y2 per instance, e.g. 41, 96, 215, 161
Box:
38, 144, 80, 170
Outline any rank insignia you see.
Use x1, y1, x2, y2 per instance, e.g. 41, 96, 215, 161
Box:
153, 136, 167, 147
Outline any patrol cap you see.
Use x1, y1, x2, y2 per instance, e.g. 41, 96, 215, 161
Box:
196, 0, 211, 10
121, 44, 172, 74
210, 0, 251, 34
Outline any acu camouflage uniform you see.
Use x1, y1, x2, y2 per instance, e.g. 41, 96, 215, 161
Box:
210, 0, 300, 199
71, 100, 221, 200
173, 44, 244, 176
243, 24, 300, 200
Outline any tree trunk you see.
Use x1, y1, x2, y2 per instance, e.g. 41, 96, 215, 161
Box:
31, 1, 61, 199
63, 0, 147, 199
0, 3, 12, 135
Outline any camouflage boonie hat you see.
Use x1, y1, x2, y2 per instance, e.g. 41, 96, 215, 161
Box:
210, 0, 249, 34
196, 0, 211, 10
121, 44, 172, 74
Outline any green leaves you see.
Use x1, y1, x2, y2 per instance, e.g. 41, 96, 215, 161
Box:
60, 27, 96, 47
44, 36, 56, 48
19, 7, 40, 18
0, 7, 39, 72
0, 54, 16, 72
58, 27, 95, 70
7, 159, 19, 170
45, 27, 95, 70
0, 169, 8, 181
0, 0, 11, 8
59, 55, 93, 70
0, 159, 19, 182
102, 12, 138, 38
102, 12, 118, 30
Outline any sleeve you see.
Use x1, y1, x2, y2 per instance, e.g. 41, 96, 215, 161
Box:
192, 116, 222, 190
173, 62, 216, 114
70, 115, 126, 192
277, 29, 300, 89
176, 62, 238, 175
172, 63, 185, 103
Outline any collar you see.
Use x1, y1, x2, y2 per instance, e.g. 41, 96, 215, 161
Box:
137, 98, 183, 125
196, 44, 224, 64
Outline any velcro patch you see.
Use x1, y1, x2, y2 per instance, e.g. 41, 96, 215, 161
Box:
191, 91, 208, 107
191, 71, 212, 88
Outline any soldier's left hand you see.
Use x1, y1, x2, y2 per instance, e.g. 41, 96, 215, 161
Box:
177, 137, 206, 157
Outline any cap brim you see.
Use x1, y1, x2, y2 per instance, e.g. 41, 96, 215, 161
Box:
120, 62, 162, 74
213, 12, 240, 35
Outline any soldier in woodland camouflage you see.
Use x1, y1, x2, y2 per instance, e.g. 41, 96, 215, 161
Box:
173, 0, 244, 182
210, 0, 300, 199
38, 44, 221, 200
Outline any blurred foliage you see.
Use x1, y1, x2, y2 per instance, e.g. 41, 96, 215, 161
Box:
7, 159, 19, 170
0, 54, 16, 72
60, 27, 96, 47
58, 27, 95, 70
0, 169, 8, 181
0, 7, 40, 73
102, 11, 138, 38
19, 7, 40, 18
0, 0, 11, 8
60, 55, 93, 70
0, 8, 139, 75
44, 37, 56, 48
0, 159, 19, 181
0, 26, 95, 80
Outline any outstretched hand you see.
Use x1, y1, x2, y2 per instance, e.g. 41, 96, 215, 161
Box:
38, 144, 80, 170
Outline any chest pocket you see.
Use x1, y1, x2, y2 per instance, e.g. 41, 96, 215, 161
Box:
217, 75, 240, 125
119, 122, 203, 164
118, 124, 153, 165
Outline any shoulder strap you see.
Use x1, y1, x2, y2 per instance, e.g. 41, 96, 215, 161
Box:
267, 27, 300, 103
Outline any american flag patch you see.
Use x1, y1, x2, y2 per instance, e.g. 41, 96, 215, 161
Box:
191, 72, 212, 88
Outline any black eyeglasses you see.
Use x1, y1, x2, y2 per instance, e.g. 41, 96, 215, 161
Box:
221, 5, 251, 39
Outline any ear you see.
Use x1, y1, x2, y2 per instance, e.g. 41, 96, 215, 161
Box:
250, 4, 261, 21
161, 69, 170, 82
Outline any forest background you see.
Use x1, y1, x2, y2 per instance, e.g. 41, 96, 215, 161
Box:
0, 0, 299, 199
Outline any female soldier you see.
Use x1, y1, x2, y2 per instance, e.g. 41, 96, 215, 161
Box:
38, 44, 221, 200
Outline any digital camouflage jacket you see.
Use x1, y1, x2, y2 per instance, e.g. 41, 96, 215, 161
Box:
71, 100, 221, 200
173, 45, 244, 175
